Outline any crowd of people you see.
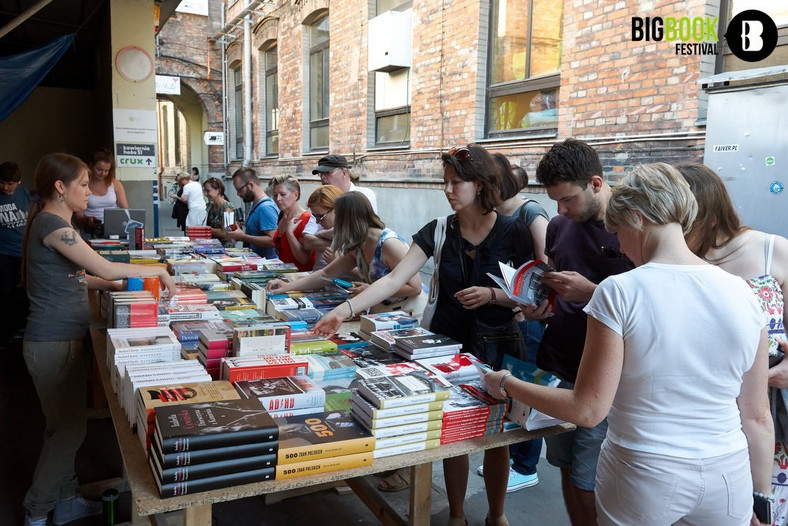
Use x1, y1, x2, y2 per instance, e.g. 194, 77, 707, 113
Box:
6, 141, 784, 526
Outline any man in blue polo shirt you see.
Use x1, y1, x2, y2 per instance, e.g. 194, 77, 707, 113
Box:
225, 167, 278, 259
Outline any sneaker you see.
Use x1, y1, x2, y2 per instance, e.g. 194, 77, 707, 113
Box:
52, 495, 102, 525
24, 515, 47, 526
506, 468, 538, 492
476, 458, 513, 476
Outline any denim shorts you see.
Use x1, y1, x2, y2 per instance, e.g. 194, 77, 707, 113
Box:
544, 380, 609, 491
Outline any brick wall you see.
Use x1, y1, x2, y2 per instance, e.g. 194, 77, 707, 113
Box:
215, 0, 713, 185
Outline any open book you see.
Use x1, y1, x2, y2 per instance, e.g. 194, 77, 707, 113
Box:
501, 355, 565, 431
487, 260, 555, 306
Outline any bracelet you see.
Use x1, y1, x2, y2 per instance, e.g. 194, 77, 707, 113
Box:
754, 491, 776, 503
345, 299, 355, 319
499, 372, 512, 396
488, 286, 497, 305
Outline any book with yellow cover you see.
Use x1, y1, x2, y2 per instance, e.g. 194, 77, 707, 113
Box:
274, 410, 375, 465
275, 451, 373, 480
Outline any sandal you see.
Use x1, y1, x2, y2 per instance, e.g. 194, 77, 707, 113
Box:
377, 470, 410, 492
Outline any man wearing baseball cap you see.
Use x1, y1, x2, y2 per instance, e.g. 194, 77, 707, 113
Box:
312, 154, 378, 213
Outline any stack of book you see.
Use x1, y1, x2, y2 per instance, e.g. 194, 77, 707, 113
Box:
170, 320, 206, 353
191, 238, 225, 255
272, 307, 323, 326
135, 380, 241, 451
195, 321, 235, 378
440, 382, 508, 445
166, 257, 209, 276
106, 290, 158, 329
358, 311, 420, 340
415, 352, 484, 384
352, 371, 451, 458
149, 398, 279, 497
121, 360, 211, 426
273, 410, 374, 479
220, 354, 309, 383
368, 327, 434, 350
186, 225, 212, 240
158, 303, 222, 324
220, 308, 277, 326
106, 327, 182, 393
301, 352, 357, 382
392, 334, 462, 360
168, 285, 208, 305
174, 272, 228, 291
233, 324, 292, 356
289, 332, 338, 355
234, 375, 326, 417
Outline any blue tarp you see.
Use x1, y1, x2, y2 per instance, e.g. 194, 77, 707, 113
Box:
0, 33, 74, 122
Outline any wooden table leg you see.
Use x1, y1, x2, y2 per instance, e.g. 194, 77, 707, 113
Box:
408, 463, 432, 526
183, 504, 212, 526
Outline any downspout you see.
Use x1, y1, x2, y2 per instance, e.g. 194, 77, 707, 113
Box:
221, 9, 229, 169
243, 0, 253, 166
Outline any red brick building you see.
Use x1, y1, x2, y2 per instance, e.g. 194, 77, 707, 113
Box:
172, 1, 787, 190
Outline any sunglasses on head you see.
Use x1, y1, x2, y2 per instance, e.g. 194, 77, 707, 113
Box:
313, 208, 333, 222
448, 146, 472, 162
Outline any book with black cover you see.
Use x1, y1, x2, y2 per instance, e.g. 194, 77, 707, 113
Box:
153, 439, 278, 468
154, 398, 278, 453
275, 410, 374, 464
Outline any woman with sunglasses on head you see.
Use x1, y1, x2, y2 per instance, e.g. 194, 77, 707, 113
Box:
21, 153, 176, 526
269, 175, 318, 271
302, 184, 343, 270
314, 144, 534, 526
267, 191, 423, 303
203, 177, 235, 247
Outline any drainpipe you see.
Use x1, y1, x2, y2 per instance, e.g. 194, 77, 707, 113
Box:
243, 0, 253, 166
220, 8, 229, 169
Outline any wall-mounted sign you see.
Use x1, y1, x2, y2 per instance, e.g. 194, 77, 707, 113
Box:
204, 131, 224, 145
116, 143, 156, 167
712, 144, 739, 152
177, 0, 209, 16
113, 109, 157, 143
155, 75, 181, 95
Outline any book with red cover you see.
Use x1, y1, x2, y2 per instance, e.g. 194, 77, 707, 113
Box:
221, 354, 309, 382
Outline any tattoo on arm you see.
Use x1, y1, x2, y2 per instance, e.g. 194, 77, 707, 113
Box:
60, 229, 79, 246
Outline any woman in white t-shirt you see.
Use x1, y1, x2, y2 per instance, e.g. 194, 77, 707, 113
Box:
483, 163, 774, 525
175, 173, 207, 227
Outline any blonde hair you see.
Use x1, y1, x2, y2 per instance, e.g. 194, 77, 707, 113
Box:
606, 163, 697, 234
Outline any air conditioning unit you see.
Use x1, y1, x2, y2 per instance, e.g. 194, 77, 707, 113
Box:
368, 10, 412, 73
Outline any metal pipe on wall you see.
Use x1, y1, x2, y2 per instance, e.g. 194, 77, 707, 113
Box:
243, 0, 253, 166
220, 8, 229, 169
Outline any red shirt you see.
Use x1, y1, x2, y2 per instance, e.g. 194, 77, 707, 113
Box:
273, 210, 315, 271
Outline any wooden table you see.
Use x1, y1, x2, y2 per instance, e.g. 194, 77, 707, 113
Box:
89, 297, 573, 526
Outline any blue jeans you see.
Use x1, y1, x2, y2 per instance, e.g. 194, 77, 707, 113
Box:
510, 320, 546, 475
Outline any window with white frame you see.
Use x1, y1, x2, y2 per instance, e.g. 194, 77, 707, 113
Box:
308, 15, 329, 151
261, 45, 278, 156
372, 1, 411, 146
486, 0, 563, 137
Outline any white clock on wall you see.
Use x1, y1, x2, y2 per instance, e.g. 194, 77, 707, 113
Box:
115, 46, 154, 83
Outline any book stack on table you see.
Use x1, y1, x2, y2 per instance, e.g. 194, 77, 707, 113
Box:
106, 327, 183, 393
122, 360, 211, 428
352, 369, 451, 458
368, 326, 434, 350
440, 382, 508, 444
234, 375, 327, 418
273, 410, 374, 480
149, 398, 279, 498
106, 290, 158, 328
302, 352, 359, 411
135, 380, 241, 451
415, 352, 484, 385
358, 311, 420, 341
157, 303, 222, 324
232, 324, 292, 356
392, 334, 463, 360
195, 321, 235, 378
288, 331, 339, 355
220, 354, 309, 383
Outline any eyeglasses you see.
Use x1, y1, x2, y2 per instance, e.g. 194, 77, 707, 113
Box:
313, 208, 333, 223
234, 181, 251, 193
448, 146, 472, 162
